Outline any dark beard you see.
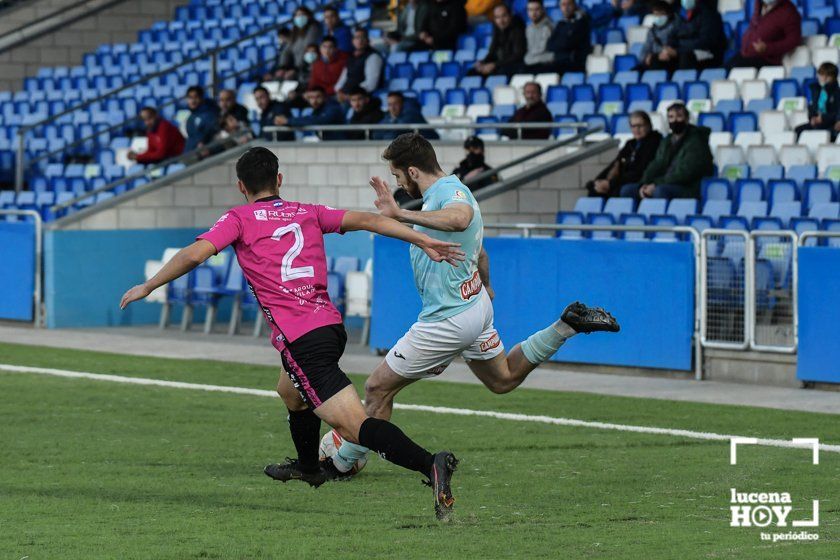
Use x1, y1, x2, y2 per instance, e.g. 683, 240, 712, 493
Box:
403, 176, 421, 199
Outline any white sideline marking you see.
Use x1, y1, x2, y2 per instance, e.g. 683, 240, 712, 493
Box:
2, 363, 840, 455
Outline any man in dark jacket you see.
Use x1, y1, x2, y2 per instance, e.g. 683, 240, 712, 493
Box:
388, 0, 432, 52
727, 0, 801, 68
664, 0, 725, 70
336, 29, 384, 101
128, 107, 185, 164
184, 86, 220, 153
586, 111, 662, 198
620, 103, 713, 200
322, 6, 353, 53
419, 0, 467, 51
452, 136, 498, 191
371, 92, 439, 140
471, 4, 526, 76
545, 0, 591, 74
346, 87, 385, 140
796, 62, 840, 140
254, 86, 293, 141
274, 86, 346, 140
503, 82, 553, 140
218, 89, 249, 126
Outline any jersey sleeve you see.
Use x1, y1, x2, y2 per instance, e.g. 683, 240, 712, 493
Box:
437, 184, 474, 209
197, 210, 242, 253
314, 204, 348, 234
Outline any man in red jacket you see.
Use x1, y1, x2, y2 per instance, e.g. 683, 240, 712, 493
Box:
308, 36, 348, 96
128, 107, 186, 164
727, 0, 801, 68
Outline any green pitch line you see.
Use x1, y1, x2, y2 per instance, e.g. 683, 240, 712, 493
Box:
0, 342, 837, 559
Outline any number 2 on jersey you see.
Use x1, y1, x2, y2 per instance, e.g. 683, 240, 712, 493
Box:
271, 223, 315, 281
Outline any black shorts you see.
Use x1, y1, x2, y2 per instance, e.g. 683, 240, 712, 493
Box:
280, 324, 351, 409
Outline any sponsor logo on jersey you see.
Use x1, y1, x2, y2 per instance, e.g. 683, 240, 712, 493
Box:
273, 201, 284, 207
254, 209, 268, 221
480, 332, 501, 353
460, 270, 482, 300
425, 364, 447, 376
453, 190, 466, 200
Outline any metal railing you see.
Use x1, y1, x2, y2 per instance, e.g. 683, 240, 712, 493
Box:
749, 230, 797, 353
14, 10, 302, 191
700, 229, 751, 350
485, 222, 703, 381
0, 209, 43, 328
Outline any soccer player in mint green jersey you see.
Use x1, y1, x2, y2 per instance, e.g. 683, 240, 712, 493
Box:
326, 134, 619, 480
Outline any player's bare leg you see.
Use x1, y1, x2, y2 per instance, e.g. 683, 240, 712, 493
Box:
469, 302, 620, 394
362, 360, 417, 421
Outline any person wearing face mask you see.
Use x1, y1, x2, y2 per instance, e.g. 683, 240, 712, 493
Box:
273, 7, 322, 80
308, 36, 349, 96
727, 0, 801, 69
619, 103, 713, 201
656, 0, 725, 71
452, 136, 498, 192
796, 62, 840, 141
636, 1, 678, 72
586, 111, 662, 198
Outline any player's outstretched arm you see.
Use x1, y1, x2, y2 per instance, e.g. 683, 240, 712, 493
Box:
370, 176, 473, 232
341, 211, 466, 266
119, 240, 217, 309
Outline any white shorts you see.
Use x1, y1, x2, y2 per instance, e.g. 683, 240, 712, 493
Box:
385, 288, 505, 380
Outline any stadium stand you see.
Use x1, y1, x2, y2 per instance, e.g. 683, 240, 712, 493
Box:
0, 0, 839, 246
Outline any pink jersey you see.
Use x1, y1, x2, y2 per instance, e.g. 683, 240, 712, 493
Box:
197, 196, 347, 351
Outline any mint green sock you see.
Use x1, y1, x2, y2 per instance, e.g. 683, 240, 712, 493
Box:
333, 440, 369, 473
520, 320, 575, 364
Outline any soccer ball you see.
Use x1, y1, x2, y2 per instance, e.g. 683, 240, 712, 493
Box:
319, 429, 368, 474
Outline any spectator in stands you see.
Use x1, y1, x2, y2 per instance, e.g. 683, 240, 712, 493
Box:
419, 0, 467, 51
545, 0, 591, 74
470, 4, 526, 77
127, 107, 185, 164
264, 28, 292, 80
336, 29, 384, 102
727, 0, 801, 69
585, 111, 662, 198
523, 0, 555, 72
184, 86, 220, 153
372, 91, 438, 140
346, 87, 385, 140
254, 86, 293, 141
219, 112, 254, 147
217, 89, 248, 126
611, 0, 647, 18
620, 103, 713, 200
796, 62, 840, 141
273, 86, 347, 140
322, 6, 353, 53
308, 36, 349, 96
387, 0, 432, 52
664, 0, 725, 70
503, 82, 553, 140
273, 7, 322, 80
452, 136, 498, 191
636, 1, 679, 72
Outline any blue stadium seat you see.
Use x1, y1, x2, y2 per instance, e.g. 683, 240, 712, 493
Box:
651, 215, 679, 241
571, 84, 595, 103
637, 198, 667, 217
703, 178, 732, 201
667, 199, 698, 224
445, 88, 467, 105
619, 213, 647, 241
546, 85, 570, 103
654, 82, 680, 104
737, 200, 768, 222
603, 197, 634, 218
753, 164, 784, 183
803, 179, 835, 209
735, 179, 765, 204
587, 213, 616, 240
684, 81, 710, 100
703, 199, 734, 224
555, 211, 585, 239
771, 79, 799, 106
686, 214, 714, 233
728, 112, 757, 135
573, 197, 603, 215
698, 112, 725, 132
613, 54, 637, 73
598, 83, 623, 102
809, 202, 840, 222
787, 165, 817, 186
469, 87, 491, 105
626, 83, 652, 104
824, 219, 840, 247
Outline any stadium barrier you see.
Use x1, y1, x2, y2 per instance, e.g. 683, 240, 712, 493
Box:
0, 209, 42, 326
749, 230, 797, 353
796, 233, 840, 384
370, 224, 700, 377
700, 229, 751, 351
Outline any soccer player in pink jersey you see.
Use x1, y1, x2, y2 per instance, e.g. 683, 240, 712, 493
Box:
120, 147, 463, 521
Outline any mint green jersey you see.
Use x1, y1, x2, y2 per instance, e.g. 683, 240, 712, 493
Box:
409, 175, 484, 322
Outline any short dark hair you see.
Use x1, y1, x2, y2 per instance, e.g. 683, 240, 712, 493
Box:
253, 85, 269, 96
347, 86, 369, 97
494, 3, 511, 14
324, 6, 339, 15
382, 133, 442, 175
387, 91, 405, 100
236, 147, 279, 195
321, 35, 337, 46
667, 102, 689, 117
527, 0, 543, 5
139, 106, 157, 117
818, 61, 838, 79
186, 86, 204, 98
650, 0, 672, 13
629, 110, 652, 127
306, 85, 326, 95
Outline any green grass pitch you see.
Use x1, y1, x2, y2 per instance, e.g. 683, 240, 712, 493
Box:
0, 341, 837, 559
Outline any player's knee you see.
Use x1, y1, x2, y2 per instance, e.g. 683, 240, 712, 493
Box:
364, 377, 388, 403
487, 378, 518, 394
